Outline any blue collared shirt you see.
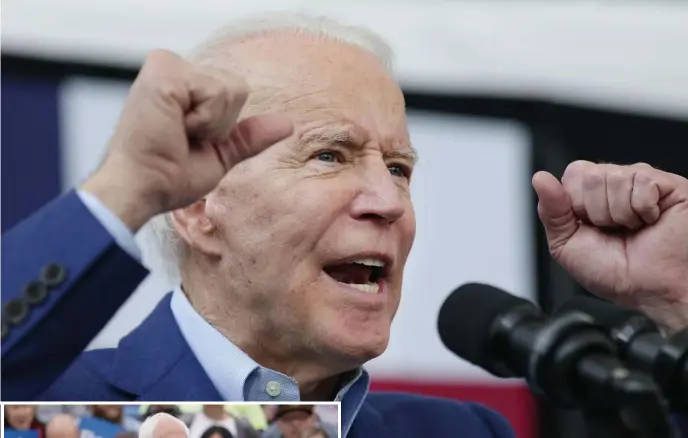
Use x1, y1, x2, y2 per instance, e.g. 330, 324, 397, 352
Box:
171, 288, 370, 437
78, 190, 370, 437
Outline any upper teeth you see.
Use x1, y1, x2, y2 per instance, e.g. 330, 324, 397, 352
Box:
352, 258, 385, 267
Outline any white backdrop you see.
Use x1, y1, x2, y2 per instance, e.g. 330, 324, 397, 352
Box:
7, 0, 688, 119
59, 77, 534, 382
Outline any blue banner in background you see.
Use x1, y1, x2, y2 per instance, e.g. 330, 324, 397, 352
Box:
1, 75, 62, 232
79, 418, 125, 438
5, 430, 39, 438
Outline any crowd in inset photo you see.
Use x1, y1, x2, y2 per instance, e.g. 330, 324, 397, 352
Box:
3, 404, 339, 438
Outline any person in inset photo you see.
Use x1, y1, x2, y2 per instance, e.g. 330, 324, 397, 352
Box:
142, 406, 192, 425
90, 405, 141, 431
189, 406, 260, 438
44, 414, 79, 438
263, 406, 336, 438
4, 405, 45, 438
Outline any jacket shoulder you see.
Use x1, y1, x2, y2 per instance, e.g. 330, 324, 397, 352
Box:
37, 348, 134, 401
359, 392, 515, 438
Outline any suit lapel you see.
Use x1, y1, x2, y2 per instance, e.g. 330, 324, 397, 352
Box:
348, 400, 385, 438
105, 293, 222, 401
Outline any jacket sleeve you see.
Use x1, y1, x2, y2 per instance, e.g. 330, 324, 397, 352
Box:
1, 190, 149, 400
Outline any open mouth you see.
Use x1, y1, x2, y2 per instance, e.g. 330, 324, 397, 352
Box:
323, 258, 387, 293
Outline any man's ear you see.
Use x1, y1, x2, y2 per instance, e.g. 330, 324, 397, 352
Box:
170, 199, 222, 257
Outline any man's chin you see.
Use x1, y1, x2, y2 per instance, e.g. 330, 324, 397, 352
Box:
323, 333, 390, 368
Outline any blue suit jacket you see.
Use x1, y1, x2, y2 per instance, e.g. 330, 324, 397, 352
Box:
2, 191, 515, 438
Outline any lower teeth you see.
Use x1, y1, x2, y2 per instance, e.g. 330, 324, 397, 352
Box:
340, 282, 380, 293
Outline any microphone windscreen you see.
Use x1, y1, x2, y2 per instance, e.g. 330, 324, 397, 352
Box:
437, 282, 534, 370
554, 295, 657, 331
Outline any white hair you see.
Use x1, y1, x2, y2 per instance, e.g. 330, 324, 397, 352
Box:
140, 12, 396, 286
138, 413, 189, 438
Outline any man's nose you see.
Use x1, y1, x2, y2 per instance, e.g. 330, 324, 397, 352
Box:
350, 161, 406, 224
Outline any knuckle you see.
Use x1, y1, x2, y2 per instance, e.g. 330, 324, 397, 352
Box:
230, 87, 249, 107
145, 49, 169, 63
156, 80, 186, 103
138, 52, 188, 100
143, 49, 180, 72
605, 170, 626, 188
562, 160, 592, 184
204, 73, 249, 107
632, 162, 654, 170
227, 77, 250, 101
565, 160, 593, 175
582, 168, 605, 188
633, 170, 654, 186
611, 169, 626, 179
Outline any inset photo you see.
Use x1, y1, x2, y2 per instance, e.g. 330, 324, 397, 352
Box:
3, 404, 339, 438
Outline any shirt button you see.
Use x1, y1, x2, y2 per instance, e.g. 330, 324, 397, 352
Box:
266, 381, 281, 397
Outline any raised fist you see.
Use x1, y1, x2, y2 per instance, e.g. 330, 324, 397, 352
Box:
82, 50, 293, 231
534, 161, 688, 332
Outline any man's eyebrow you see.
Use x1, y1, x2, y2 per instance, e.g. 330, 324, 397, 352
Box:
299, 129, 362, 146
300, 128, 418, 164
384, 147, 418, 165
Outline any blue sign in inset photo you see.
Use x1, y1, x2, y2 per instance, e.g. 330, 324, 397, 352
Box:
78, 418, 126, 438
5, 430, 39, 438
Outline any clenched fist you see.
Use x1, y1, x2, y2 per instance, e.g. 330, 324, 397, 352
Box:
82, 50, 293, 231
533, 161, 688, 332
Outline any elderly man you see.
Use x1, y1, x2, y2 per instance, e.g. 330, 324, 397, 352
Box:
45, 415, 79, 438
2, 12, 688, 438
139, 413, 189, 438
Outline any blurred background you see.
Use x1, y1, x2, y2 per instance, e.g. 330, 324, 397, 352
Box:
3, 404, 339, 438
3, 1, 688, 438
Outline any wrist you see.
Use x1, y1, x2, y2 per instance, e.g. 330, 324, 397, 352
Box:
81, 169, 158, 233
636, 295, 688, 335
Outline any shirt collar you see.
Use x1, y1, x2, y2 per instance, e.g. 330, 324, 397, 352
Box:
171, 286, 256, 400
170, 287, 370, 437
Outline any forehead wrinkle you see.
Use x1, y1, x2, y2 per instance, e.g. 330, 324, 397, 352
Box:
197, 34, 398, 106
265, 88, 335, 115
300, 127, 363, 146
206, 34, 411, 159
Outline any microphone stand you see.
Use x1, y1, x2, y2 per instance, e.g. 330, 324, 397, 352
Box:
518, 312, 681, 438
580, 366, 680, 438
577, 355, 680, 438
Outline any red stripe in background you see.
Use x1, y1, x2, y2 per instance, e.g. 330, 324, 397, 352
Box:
370, 380, 538, 438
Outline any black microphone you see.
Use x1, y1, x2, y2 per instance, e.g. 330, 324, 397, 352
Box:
555, 295, 688, 412
437, 283, 679, 438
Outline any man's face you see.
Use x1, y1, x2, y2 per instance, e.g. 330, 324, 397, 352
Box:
276, 411, 316, 438
202, 405, 225, 418
186, 33, 416, 366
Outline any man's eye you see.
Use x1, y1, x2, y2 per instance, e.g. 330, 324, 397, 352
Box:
388, 164, 409, 178
314, 151, 339, 163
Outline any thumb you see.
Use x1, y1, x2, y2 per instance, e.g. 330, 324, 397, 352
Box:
532, 171, 579, 255
224, 113, 294, 167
